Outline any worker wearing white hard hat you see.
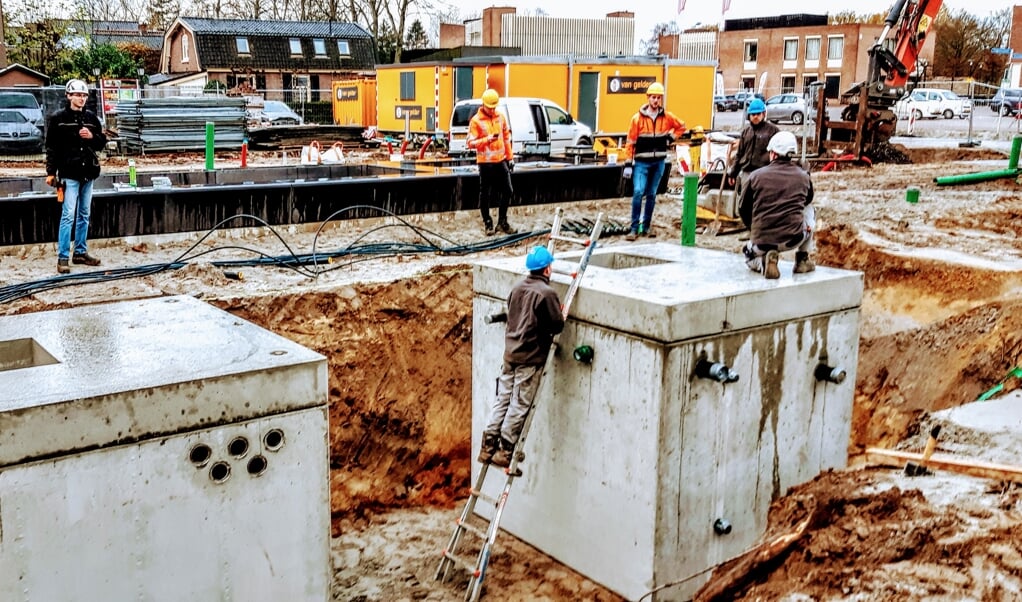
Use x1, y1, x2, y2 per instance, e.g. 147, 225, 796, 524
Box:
738, 131, 816, 279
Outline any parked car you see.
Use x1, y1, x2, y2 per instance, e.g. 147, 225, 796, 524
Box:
989, 88, 1022, 116
250, 100, 304, 126
0, 92, 44, 131
735, 91, 767, 118
0, 109, 44, 153
714, 94, 739, 112
448, 97, 593, 157
763, 93, 809, 125
893, 88, 972, 120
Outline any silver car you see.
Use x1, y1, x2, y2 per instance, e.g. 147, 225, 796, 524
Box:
764, 94, 809, 125
0, 109, 43, 153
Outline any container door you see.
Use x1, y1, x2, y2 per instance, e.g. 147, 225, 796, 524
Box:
577, 72, 598, 130
455, 67, 474, 102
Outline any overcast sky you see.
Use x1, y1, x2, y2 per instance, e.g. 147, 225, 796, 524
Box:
437, 1, 1013, 52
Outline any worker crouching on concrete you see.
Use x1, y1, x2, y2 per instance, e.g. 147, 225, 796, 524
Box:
467, 88, 516, 236
738, 131, 816, 279
621, 82, 685, 240
479, 246, 565, 468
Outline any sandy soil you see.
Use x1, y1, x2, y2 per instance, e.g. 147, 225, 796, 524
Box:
2, 144, 1021, 601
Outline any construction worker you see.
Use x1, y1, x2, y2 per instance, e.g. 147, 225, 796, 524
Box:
727, 97, 779, 201
479, 246, 565, 468
621, 82, 686, 240
46, 79, 107, 274
738, 131, 816, 279
467, 88, 516, 236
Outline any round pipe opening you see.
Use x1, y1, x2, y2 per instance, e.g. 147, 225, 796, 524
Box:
209, 461, 231, 483
228, 436, 250, 458
247, 455, 268, 476
189, 443, 213, 467
264, 428, 285, 452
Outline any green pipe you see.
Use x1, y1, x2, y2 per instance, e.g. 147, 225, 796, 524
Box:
205, 121, 215, 171
934, 168, 1019, 186
1010, 135, 1021, 171
681, 172, 699, 247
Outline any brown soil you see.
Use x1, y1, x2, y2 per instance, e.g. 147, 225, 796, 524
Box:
2, 143, 1021, 601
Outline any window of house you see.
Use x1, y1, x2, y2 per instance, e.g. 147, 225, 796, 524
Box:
399, 71, 415, 100
828, 36, 844, 60
182, 34, 190, 63
289, 38, 302, 55
781, 76, 795, 94
743, 40, 758, 63
805, 37, 821, 61
803, 75, 818, 91
313, 39, 327, 57
337, 40, 351, 56
783, 39, 798, 61
236, 37, 250, 55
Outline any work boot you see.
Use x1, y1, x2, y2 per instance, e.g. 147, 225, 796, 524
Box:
764, 250, 780, 279
625, 230, 638, 241
72, 252, 101, 266
645, 227, 655, 237
57, 258, 70, 274
793, 252, 816, 274
490, 438, 515, 468
477, 434, 499, 464
497, 221, 517, 235
484, 221, 496, 236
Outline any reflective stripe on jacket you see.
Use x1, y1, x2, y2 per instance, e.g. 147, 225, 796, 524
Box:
623, 105, 685, 162
467, 107, 513, 164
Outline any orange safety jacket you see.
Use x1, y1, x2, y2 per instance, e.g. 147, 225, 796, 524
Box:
467, 107, 513, 164
623, 105, 686, 163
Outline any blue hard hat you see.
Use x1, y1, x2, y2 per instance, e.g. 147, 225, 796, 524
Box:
526, 246, 554, 271
747, 98, 766, 114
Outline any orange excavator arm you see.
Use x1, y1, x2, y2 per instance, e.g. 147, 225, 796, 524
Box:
885, 0, 943, 89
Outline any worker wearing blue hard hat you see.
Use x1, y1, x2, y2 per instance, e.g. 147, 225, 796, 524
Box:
478, 245, 564, 468
727, 94, 779, 201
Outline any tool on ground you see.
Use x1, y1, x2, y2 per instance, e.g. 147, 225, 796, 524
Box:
703, 157, 729, 236
46, 175, 66, 203
435, 208, 603, 602
904, 425, 941, 477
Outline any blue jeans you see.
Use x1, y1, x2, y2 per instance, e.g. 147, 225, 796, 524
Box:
58, 179, 95, 260
630, 159, 667, 234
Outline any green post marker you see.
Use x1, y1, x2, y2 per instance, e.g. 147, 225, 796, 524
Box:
681, 172, 699, 247
1009, 135, 1021, 171
205, 121, 215, 171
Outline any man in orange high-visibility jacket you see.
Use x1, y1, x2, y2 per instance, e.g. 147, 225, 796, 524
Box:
467, 89, 516, 236
622, 82, 686, 240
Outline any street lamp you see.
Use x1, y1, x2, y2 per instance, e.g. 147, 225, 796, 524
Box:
92, 67, 101, 87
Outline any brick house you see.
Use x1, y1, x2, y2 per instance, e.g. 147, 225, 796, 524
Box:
159, 17, 376, 101
663, 14, 935, 101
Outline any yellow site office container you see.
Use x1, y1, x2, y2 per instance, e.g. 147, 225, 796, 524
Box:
374, 63, 456, 133
331, 78, 377, 127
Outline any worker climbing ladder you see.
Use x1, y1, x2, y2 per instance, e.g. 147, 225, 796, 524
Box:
434, 208, 604, 602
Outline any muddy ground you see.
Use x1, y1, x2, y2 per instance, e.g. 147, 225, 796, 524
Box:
2, 144, 1021, 601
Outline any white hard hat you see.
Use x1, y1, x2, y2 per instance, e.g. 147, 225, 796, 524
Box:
767, 131, 798, 157
65, 79, 89, 94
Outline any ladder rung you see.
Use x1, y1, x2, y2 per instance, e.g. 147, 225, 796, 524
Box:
551, 265, 577, 277
456, 517, 488, 539
551, 233, 590, 246
469, 487, 498, 506
441, 549, 481, 576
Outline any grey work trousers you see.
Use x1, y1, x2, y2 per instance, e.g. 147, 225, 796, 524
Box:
743, 205, 816, 273
484, 362, 543, 445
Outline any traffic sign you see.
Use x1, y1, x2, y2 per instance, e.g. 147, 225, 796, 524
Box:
991, 47, 1011, 55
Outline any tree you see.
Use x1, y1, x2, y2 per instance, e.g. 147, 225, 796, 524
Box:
64, 42, 140, 81
404, 18, 427, 49
145, 0, 180, 30
641, 22, 679, 56
932, 7, 1010, 86
5, 19, 74, 75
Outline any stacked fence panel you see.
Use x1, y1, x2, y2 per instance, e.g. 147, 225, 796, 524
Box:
115, 97, 247, 154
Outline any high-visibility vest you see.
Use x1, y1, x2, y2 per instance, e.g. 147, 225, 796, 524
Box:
467, 108, 513, 164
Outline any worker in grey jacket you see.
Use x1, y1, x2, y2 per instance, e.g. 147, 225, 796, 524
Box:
479, 246, 565, 468
738, 131, 816, 279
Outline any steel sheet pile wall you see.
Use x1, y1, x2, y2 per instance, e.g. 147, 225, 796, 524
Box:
115, 97, 247, 154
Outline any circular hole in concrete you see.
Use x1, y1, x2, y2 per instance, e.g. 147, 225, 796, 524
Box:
270, 350, 288, 356
228, 436, 249, 458
247, 455, 268, 476
189, 443, 212, 467
264, 428, 285, 452
209, 461, 231, 483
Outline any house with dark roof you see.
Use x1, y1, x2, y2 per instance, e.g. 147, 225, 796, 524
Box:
159, 17, 376, 100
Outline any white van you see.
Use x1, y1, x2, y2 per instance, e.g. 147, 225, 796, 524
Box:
448, 97, 593, 157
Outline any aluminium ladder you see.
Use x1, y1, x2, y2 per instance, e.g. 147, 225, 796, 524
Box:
434, 208, 604, 602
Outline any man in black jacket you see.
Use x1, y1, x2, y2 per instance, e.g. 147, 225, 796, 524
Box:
727, 98, 779, 200
46, 79, 107, 274
738, 131, 816, 279
479, 246, 565, 468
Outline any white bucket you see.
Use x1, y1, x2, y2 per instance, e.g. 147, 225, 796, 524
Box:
390, 153, 403, 162
607, 152, 619, 165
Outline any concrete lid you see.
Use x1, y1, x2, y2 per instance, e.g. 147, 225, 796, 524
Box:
474, 242, 864, 341
0, 296, 326, 466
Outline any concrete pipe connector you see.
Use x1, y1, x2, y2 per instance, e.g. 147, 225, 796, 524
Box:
695, 358, 739, 383
814, 363, 847, 384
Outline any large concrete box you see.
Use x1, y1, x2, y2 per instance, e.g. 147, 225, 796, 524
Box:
472, 243, 863, 601
0, 296, 329, 600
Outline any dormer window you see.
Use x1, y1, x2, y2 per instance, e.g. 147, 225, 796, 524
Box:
236, 37, 250, 55
337, 40, 350, 56
289, 38, 302, 56
182, 34, 190, 62
313, 39, 327, 57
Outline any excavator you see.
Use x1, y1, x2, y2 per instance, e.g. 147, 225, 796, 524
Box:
814, 0, 943, 162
